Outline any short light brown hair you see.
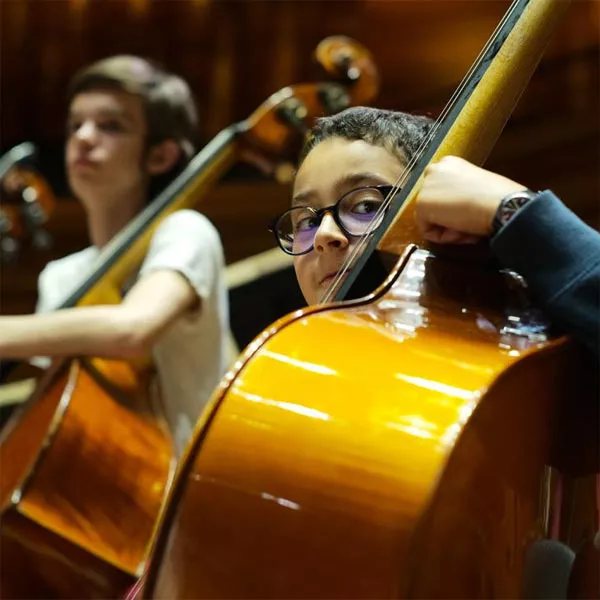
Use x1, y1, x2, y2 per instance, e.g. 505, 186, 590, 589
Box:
68, 55, 198, 160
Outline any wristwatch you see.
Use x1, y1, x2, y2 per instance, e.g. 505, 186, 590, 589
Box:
492, 189, 538, 234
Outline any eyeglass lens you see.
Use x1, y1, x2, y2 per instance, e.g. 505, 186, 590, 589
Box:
276, 187, 387, 254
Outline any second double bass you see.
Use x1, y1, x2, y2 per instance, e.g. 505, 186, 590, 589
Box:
0, 39, 380, 599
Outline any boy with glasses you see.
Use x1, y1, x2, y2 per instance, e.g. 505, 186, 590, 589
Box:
270, 106, 599, 353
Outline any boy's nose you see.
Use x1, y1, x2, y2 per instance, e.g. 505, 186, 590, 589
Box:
314, 213, 349, 253
74, 121, 98, 144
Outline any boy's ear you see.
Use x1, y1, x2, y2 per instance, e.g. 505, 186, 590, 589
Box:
146, 139, 182, 176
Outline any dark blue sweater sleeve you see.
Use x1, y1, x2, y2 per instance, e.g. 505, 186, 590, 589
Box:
490, 190, 600, 354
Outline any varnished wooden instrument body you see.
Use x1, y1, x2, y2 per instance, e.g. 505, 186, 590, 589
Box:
145, 247, 598, 598
0, 166, 56, 253
0, 142, 56, 264
0, 359, 174, 598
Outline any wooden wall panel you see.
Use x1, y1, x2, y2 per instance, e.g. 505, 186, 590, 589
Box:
2, 1, 598, 145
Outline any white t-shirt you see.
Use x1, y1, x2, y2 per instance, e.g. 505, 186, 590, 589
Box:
35, 209, 230, 455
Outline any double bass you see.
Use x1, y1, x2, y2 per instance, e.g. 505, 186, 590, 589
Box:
0, 37, 380, 599
140, 1, 599, 597
0, 144, 57, 419
0, 142, 55, 264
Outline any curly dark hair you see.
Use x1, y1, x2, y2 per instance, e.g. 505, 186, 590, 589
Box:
300, 106, 433, 166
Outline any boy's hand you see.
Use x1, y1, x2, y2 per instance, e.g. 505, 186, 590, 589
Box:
415, 156, 526, 244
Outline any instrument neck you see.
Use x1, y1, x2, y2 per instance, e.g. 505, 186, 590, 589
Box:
334, 0, 570, 302
380, 0, 570, 254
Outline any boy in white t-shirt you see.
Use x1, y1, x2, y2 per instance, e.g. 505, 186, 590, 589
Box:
0, 55, 230, 454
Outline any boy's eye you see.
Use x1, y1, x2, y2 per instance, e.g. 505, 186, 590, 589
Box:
66, 119, 125, 135
67, 121, 82, 135
98, 120, 125, 132
351, 199, 382, 214
294, 215, 319, 232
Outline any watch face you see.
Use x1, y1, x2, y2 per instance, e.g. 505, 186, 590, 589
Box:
504, 194, 529, 213
493, 190, 536, 233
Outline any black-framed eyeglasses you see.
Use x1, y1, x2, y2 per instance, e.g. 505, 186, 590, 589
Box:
269, 184, 395, 256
